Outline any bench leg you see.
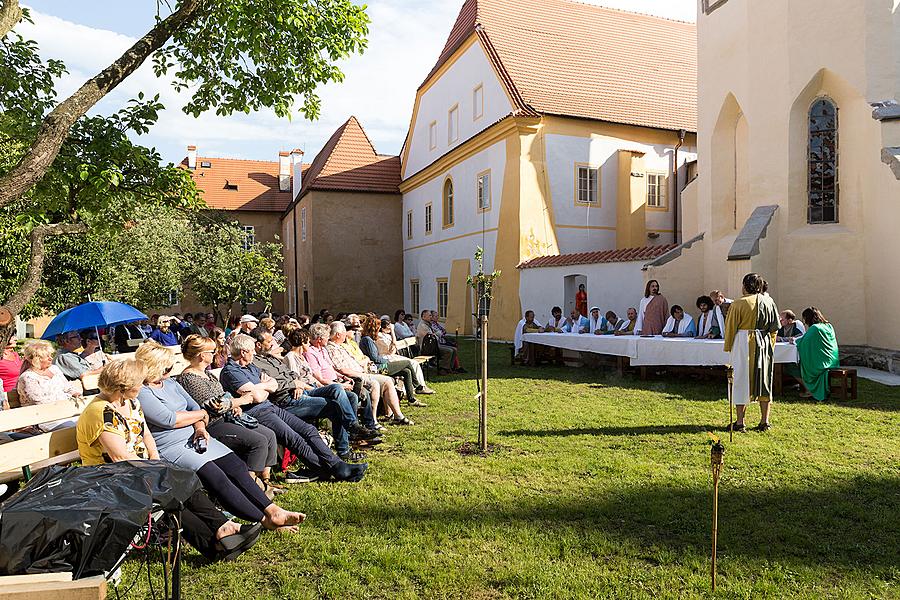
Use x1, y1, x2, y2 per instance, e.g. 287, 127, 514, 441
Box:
774, 364, 783, 397
850, 372, 858, 400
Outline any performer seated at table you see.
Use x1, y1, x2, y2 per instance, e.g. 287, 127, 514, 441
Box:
513, 311, 542, 357
540, 307, 565, 333
588, 307, 608, 335
601, 311, 622, 334
723, 273, 779, 433
776, 310, 806, 342
710, 289, 732, 337
662, 305, 697, 337
634, 280, 668, 335
785, 307, 839, 400
614, 308, 638, 336
694, 296, 721, 339
562, 308, 590, 334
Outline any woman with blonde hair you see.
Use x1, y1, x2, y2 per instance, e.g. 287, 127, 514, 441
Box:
135, 341, 302, 532
16, 340, 81, 432
177, 335, 282, 498
76, 359, 261, 561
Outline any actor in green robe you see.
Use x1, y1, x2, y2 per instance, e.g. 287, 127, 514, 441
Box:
794, 309, 839, 401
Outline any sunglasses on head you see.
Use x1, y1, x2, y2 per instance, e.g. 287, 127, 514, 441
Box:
163, 365, 175, 375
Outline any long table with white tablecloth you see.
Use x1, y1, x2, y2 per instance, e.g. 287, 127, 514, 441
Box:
520, 332, 798, 366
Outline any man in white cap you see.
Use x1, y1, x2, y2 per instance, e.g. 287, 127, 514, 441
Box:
225, 314, 260, 355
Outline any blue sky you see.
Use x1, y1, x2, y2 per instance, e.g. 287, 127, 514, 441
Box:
19, 1, 695, 166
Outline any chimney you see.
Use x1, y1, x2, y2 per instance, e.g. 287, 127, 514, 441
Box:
278, 151, 291, 192
291, 148, 304, 200
187, 145, 197, 169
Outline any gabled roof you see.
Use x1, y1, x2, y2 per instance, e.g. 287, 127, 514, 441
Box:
517, 244, 678, 269
295, 116, 401, 203
181, 156, 306, 212
422, 0, 697, 133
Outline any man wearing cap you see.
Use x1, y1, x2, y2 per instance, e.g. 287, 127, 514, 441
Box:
225, 314, 259, 356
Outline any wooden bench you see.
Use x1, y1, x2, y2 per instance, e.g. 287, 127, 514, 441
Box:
829, 367, 858, 401
395, 337, 435, 377
0, 573, 106, 600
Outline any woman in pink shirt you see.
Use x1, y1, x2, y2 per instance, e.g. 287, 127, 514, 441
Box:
0, 334, 23, 408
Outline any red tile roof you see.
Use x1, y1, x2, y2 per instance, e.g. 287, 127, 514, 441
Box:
297, 116, 401, 201
181, 156, 305, 212
424, 0, 697, 132
517, 244, 678, 269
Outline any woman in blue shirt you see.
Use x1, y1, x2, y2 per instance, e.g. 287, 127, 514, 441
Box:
149, 316, 180, 346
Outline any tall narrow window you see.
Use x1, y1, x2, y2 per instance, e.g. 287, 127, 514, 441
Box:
406, 210, 413, 239
429, 121, 437, 150
300, 207, 307, 241
574, 165, 599, 206
425, 203, 433, 235
410, 280, 420, 315
442, 178, 454, 228
242, 225, 255, 250
473, 84, 484, 120
646, 172, 668, 209
437, 278, 449, 320
448, 105, 459, 143
808, 97, 838, 224
477, 170, 491, 212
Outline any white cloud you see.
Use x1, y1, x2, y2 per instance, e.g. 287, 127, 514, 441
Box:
18, 0, 694, 164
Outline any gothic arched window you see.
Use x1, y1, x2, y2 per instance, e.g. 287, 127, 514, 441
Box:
808, 97, 838, 224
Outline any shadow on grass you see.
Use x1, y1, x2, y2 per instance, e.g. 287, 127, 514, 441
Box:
497, 424, 720, 437
349, 476, 900, 572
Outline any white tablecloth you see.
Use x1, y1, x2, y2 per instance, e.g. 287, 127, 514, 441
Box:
521, 333, 797, 367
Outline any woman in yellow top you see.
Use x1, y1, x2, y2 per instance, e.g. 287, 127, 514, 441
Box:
76, 359, 262, 561
723, 273, 780, 432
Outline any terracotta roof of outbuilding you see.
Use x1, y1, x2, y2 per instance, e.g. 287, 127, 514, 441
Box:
181, 156, 306, 212
423, 0, 697, 132
517, 244, 678, 269
296, 116, 401, 202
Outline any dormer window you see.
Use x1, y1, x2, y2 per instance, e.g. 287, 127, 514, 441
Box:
200, 161, 212, 168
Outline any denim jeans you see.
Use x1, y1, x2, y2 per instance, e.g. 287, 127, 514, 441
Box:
278, 383, 356, 455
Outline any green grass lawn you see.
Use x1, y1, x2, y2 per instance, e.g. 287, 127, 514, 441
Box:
123, 340, 899, 599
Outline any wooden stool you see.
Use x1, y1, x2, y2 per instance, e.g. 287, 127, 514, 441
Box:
828, 368, 858, 401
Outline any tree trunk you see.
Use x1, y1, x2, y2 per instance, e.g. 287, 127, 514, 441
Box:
0, 0, 23, 38
0, 222, 88, 347
0, 0, 204, 209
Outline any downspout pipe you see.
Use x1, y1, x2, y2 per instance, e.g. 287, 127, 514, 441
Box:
673, 129, 686, 245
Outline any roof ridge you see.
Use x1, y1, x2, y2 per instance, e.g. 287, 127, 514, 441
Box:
557, 0, 695, 25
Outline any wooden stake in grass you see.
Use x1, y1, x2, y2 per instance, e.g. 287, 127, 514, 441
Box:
479, 315, 489, 453
726, 366, 734, 443
709, 437, 726, 591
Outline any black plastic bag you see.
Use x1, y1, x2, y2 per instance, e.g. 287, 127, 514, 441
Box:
0, 460, 200, 578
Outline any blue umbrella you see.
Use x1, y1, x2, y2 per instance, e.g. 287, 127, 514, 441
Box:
41, 301, 147, 340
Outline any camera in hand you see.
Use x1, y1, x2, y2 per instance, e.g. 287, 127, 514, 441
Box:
195, 437, 207, 454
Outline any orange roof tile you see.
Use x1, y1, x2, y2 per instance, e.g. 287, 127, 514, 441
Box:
424, 0, 697, 132
296, 116, 401, 202
517, 244, 678, 269
181, 156, 304, 212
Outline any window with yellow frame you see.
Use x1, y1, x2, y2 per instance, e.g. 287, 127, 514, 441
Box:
476, 170, 491, 213
442, 178, 454, 228
646, 172, 668, 211
574, 163, 600, 207
436, 278, 449, 320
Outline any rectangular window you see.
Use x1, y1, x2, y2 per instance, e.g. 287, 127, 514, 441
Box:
425, 203, 433, 235
437, 278, 449, 320
448, 105, 459, 144
410, 280, 420, 315
477, 170, 491, 212
646, 172, 668, 209
574, 165, 600, 206
473, 84, 484, 120
167, 290, 178, 306
300, 207, 307, 242
428, 121, 437, 150
241, 225, 255, 251
406, 210, 413, 240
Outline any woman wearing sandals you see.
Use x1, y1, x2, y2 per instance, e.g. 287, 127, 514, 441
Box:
134, 341, 304, 533
76, 359, 261, 561
177, 335, 284, 499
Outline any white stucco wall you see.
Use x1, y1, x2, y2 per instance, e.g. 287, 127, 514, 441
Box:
404, 40, 514, 178
543, 133, 697, 253
403, 140, 505, 312
518, 261, 648, 326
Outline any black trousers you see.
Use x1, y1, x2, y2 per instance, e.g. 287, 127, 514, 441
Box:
196, 453, 272, 522
179, 489, 229, 560
208, 419, 277, 472
245, 401, 341, 474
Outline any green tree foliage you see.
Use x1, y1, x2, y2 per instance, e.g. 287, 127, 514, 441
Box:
188, 214, 286, 325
